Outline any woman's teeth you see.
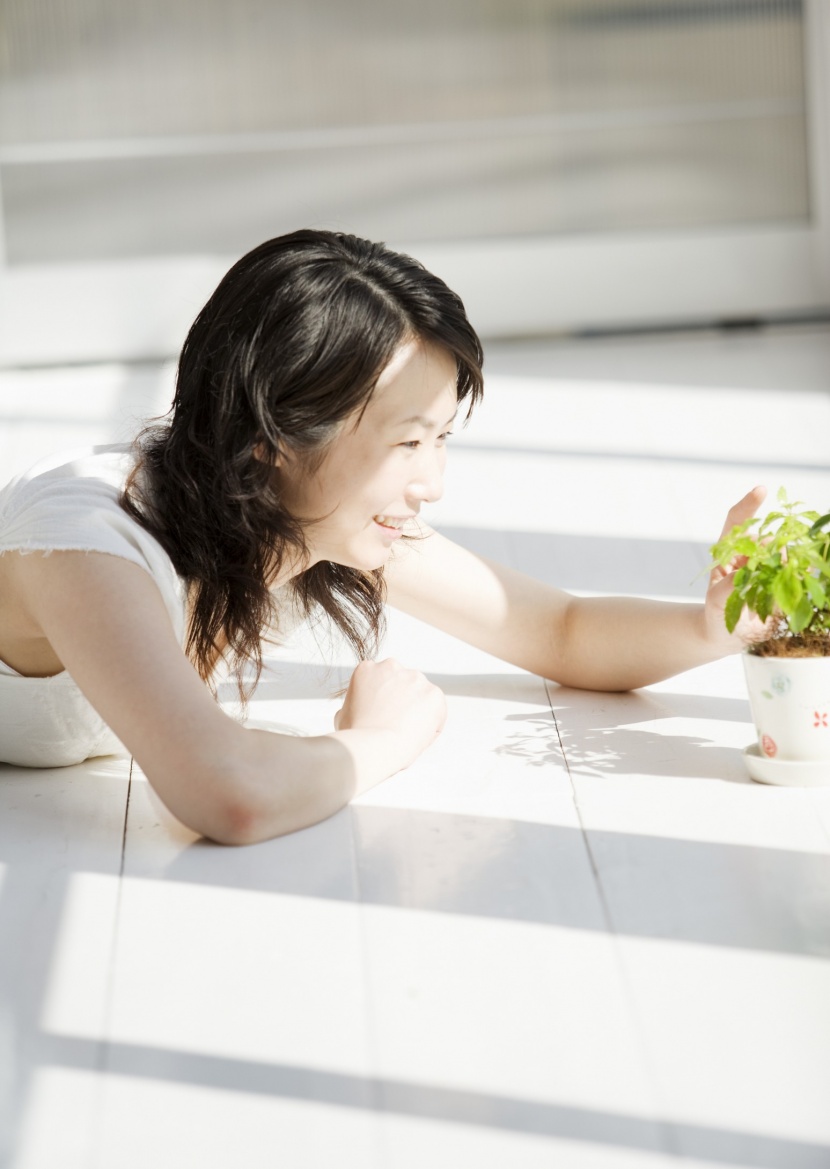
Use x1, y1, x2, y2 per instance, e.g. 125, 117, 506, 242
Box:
374, 515, 404, 529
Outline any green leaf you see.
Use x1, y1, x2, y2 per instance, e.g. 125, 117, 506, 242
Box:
772, 569, 803, 617
790, 595, 814, 634
805, 575, 827, 607
724, 588, 745, 634
714, 490, 830, 634
755, 591, 774, 622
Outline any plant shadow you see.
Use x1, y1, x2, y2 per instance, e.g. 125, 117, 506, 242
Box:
496, 686, 755, 782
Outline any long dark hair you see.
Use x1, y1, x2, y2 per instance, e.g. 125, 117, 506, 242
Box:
121, 229, 484, 697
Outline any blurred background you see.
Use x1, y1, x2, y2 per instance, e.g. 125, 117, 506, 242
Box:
1, 0, 828, 365
0, 0, 828, 561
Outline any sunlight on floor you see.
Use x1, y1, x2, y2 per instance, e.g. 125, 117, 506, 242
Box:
1, 323, 829, 1168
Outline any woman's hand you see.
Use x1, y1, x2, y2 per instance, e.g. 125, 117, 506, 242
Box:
704, 485, 771, 650
334, 658, 447, 773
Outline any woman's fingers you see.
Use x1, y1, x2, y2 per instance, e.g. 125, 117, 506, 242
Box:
336, 658, 447, 766
706, 488, 773, 648
717, 485, 767, 542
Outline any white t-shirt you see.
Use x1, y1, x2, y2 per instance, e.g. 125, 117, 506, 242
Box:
0, 445, 187, 767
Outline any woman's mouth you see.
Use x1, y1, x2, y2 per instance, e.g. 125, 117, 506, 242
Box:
373, 514, 406, 536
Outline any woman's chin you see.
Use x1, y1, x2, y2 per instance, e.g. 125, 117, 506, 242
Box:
363, 550, 392, 572
324, 547, 391, 573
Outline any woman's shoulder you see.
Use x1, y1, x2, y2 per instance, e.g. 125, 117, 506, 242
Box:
0, 443, 187, 644
0, 442, 136, 510
0, 443, 142, 542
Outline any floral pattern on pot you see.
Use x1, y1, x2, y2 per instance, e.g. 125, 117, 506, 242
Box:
743, 655, 830, 764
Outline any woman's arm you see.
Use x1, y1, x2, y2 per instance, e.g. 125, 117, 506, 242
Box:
9, 551, 445, 845
384, 489, 766, 691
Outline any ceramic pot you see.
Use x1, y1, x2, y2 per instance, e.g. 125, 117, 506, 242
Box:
743, 653, 830, 764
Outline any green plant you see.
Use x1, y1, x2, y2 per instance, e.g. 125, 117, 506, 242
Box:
709, 489, 830, 655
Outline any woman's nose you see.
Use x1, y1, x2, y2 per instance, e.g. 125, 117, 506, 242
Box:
410, 449, 445, 504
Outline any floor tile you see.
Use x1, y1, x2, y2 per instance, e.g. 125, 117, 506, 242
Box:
95, 1073, 380, 1169
359, 908, 671, 1161
376, 1111, 753, 1169
617, 938, 830, 1150
4, 323, 830, 1168
0, 757, 129, 1169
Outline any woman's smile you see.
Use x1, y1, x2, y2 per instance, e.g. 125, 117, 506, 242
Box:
372, 514, 409, 530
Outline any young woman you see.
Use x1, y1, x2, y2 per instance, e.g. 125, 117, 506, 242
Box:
0, 229, 764, 844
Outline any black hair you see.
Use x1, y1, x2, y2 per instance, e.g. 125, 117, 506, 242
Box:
122, 229, 484, 697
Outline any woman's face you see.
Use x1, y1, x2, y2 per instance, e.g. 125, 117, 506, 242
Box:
279, 338, 458, 574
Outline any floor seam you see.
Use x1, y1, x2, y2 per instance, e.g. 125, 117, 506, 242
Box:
88, 755, 133, 1169
346, 806, 387, 1169
118, 757, 133, 880
544, 679, 680, 1159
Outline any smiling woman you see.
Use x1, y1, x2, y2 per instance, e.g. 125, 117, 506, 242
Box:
276, 339, 458, 572
118, 231, 483, 697
0, 229, 768, 844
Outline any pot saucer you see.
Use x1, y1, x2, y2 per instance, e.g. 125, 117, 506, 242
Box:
743, 744, 830, 787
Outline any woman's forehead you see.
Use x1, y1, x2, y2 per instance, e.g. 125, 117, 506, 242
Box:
371, 340, 457, 413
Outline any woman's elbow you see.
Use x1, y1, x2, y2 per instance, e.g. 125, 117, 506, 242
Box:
146, 759, 278, 847
143, 734, 350, 846
203, 791, 268, 846
206, 781, 339, 846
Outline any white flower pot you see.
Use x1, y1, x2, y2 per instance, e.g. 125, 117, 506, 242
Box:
743, 654, 830, 766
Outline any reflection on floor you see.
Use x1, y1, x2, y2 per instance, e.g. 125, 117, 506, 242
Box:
1, 325, 829, 1169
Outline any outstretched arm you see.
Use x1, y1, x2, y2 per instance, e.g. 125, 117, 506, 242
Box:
385, 488, 768, 691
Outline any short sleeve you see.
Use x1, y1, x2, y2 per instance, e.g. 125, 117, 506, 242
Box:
0, 445, 187, 645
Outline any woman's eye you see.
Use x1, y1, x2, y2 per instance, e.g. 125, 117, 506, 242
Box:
399, 432, 452, 450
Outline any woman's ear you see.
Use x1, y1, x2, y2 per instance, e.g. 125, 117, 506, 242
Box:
253, 439, 281, 466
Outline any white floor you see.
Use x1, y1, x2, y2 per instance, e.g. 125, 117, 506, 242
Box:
1, 324, 830, 1169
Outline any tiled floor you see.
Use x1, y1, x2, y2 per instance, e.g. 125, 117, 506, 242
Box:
1, 324, 829, 1169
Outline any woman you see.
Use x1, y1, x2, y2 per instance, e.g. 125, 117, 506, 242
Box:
0, 229, 764, 844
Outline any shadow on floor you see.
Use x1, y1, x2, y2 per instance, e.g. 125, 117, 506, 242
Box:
38, 1033, 830, 1169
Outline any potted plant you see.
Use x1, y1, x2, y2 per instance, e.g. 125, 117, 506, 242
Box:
709, 489, 830, 784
